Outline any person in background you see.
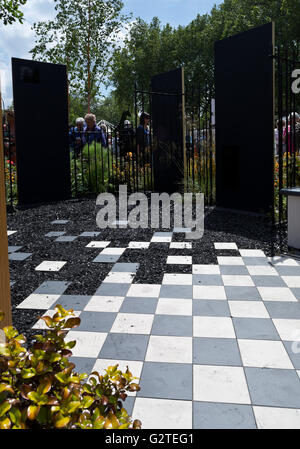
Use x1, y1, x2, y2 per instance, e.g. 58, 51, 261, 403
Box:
274, 118, 286, 156
136, 112, 150, 159
69, 117, 85, 159
83, 113, 107, 147
284, 112, 300, 154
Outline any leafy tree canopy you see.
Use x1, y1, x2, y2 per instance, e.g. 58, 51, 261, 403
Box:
0, 0, 27, 25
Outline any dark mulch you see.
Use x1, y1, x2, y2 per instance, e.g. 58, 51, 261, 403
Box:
6, 195, 287, 341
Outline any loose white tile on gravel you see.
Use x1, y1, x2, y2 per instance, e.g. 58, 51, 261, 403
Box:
253, 406, 300, 429
133, 398, 193, 429
17, 294, 61, 310
192, 265, 220, 275
103, 272, 135, 284
170, 242, 192, 249
100, 248, 126, 255
128, 242, 150, 249
239, 249, 266, 258
214, 242, 238, 250
7, 230, 17, 236
35, 261, 67, 272
217, 257, 245, 266
33, 310, 81, 329
193, 365, 251, 404
167, 256, 192, 264
86, 241, 111, 248
162, 273, 193, 285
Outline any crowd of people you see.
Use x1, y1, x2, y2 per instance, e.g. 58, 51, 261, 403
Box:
274, 111, 300, 156
69, 111, 151, 160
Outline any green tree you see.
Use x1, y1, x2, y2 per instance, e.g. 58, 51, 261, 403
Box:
30, 0, 130, 112
0, 0, 27, 25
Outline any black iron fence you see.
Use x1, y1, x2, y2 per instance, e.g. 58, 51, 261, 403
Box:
273, 45, 300, 225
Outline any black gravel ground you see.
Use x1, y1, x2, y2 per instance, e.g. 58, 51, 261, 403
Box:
6, 195, 288, 341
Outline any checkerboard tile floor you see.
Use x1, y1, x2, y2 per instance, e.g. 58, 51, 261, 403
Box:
9, 226, 300, 429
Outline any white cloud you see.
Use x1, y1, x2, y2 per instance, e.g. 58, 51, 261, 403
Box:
0, 0, 55, 105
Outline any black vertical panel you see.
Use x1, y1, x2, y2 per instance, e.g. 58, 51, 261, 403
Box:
215, 23, 274, 213
12, 58, 71, 205
151, 68, 185, 193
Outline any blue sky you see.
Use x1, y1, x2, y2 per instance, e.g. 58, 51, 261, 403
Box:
0, 0, 222, 106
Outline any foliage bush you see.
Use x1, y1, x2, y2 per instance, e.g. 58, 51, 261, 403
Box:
0, 306, 142, 429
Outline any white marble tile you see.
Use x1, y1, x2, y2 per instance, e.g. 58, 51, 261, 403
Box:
258, 287, 297, 302
156, 298, 192, 316
146, 336, 192, 363
65, 331, 107, 358
133, 398, 192, 429
170, 242, 192, 249
86, 241, 111, 248
217, 256, 245, 266
193, 285, 226, 300
268, 257, 299, 266
247, 265, 279, 276
239, 249, 266, 258
254, 406, 300, 429
167, 256, 192, 264
84, 296, 124, 312
193, 316, 235, 338
214, 242, 238, 250
192, 265, 220, 275
128, 242, 150, 249
222, 275, 255, 287
228, 301, 270, 318
35, 261, 67, 272
238, 339, 294, 369
103, 272, 135, 284
193, 365, 251, 404
110, 313, 154, 334
282, 276, 300, 288
272, 319, 300, 341
127, 284, 161, 298
162, 274, 193, 285
16, 294, 61, 310
101, 247, 126, 255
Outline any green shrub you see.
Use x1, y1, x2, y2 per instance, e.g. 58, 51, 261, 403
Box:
0, 306, 142, 429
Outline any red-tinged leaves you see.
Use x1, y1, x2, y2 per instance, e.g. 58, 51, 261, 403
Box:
37, 376, 53, 395
103, 412, 120, 429
27, 405, 40, 421
0, 384, 14, 394
63, 318, 81, 329
101, 395, 109, 406
39, 316, 54, 328
129, 383, 140, 392
133, 419, 142, 429
20, 384, 33, 400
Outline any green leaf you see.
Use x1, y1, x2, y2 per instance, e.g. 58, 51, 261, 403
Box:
21, 368, 36, 379
9, 407, 21, 425
3, 326, 18, 340
63, 318, 81, 329
54, 414, 71, 429
0, 417, 11, 429
0, 401, 11, 418
27, 405, 40, 420
80, 396, 94, 409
